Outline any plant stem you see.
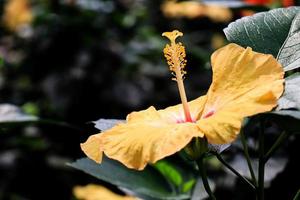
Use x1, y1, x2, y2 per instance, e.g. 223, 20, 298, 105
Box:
196, 157, 216, 200
258, 121, 265, 200
264, 131, 288, 163
240, 131, 258, 187
213, 152, 256, 190
293, 188, 300, 200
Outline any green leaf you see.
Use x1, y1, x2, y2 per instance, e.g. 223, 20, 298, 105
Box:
0, 56, 3, 68
22, 102, 40, 116
153, 160, 183, 187
0, 104, 75, 130
228, 154, 287, 184
277, 13, 300, 71
278, 73, 300, 110
153, 159, 210, 195
264, 110, 300, 132
270, 73, 300, 132
293, 188, 300, 200
0, 104, 38, 127
69, 157, 189, 200
182, 179, 196, 193
224, 7, 300, 58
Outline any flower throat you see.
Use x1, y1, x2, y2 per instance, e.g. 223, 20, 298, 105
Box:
162, 30, 193, 122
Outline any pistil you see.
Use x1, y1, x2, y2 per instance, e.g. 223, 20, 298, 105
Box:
162, 30, 193, 122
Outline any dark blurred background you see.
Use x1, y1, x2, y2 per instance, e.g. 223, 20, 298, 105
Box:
0, 0, 298, 199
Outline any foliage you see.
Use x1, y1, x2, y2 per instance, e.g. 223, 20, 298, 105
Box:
0, 1, 300, 200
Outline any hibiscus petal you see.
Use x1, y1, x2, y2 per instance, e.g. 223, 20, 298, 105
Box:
73, 184, 137, 200
197, 111, 243, 144
198, 43, 284, 144
80, 134, 103, 163
103, 124, 203, 170
82, 106, 203, 170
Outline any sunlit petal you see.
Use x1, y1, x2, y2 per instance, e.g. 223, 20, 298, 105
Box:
198, 43, 284, 144
101, 113, 203, 170
80, 134, 104, 163
82, 106, 203, 170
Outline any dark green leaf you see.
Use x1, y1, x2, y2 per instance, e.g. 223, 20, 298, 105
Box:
0, 104, 75, 130
265, 110, 300, 132
224, 7, 300, 57
153, 160, 183, 187
267, 73, 300, 132
278, 73, 300, 110
278, 13, 300, 71
293, 188, 300, 200
69, 157, 189, 200
0, 56, 3, 68
229, 154, 287, 184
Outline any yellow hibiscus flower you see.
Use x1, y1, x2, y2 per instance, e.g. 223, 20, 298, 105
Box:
161, 0, 233, 22
2, 0, 33, 31
73, 184, 138, 200
81, 30, 284, 170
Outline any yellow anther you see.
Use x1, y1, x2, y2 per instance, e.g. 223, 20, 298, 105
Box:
162, 30, 187, 81
162, 30, 192, 122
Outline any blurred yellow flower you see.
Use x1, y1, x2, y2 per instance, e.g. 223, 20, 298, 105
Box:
73, 184, 138, 200
161, 0, 233, 22
211, 33, 227, 50
2, 0, 33, 31
81, 30, 284, 170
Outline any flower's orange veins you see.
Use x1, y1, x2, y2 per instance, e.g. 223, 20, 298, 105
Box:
162, 30, 192, 122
